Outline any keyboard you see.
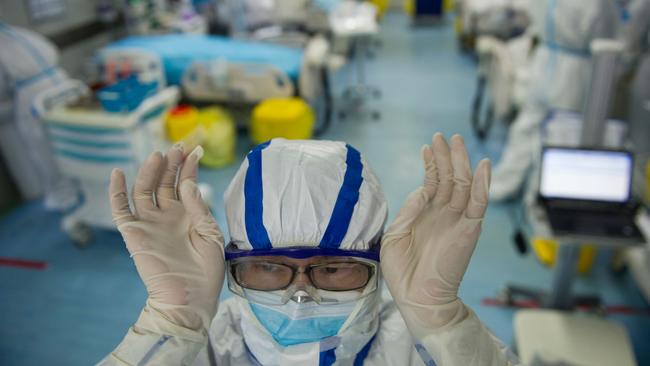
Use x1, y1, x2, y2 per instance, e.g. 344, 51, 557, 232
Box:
546, 208, 642, 239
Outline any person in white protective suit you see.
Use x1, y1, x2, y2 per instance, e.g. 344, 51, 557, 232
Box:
489, 0, 619, 201
0, 23, 74, 208
100, 135, 521, 365
623, 0, 650, 162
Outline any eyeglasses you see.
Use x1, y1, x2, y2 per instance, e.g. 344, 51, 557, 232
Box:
230, 258, 374, 292
226, 256, 379, 305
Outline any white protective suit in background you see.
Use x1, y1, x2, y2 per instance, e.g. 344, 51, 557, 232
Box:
618, 0, 650, 59
631, 65, 650, 156
620, 0, 650, 159
627, 3, 650, 161
0, 23, 73, 208
100, 139, 519, 365
489, 0, 619, 201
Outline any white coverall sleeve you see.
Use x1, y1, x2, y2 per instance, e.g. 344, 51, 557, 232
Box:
413, 305, 520, 366
97, 306, 208, 366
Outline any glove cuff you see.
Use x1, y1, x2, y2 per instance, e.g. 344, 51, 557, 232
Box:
415, 306, 513, 366
397, 298, 469, 340
135, 301, 209, 344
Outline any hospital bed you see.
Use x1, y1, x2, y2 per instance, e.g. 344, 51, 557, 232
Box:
455, 0, 531, 52
223, 0, 339, 36
33, 80, 179, 245
97, 34, 332, 132
219, 0, 378, 53
100, 35, 304, 99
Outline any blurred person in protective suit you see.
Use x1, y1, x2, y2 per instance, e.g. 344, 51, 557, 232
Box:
489, 0, 619, 201
0, 23, 74, 209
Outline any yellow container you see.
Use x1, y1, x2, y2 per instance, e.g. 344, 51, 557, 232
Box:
403, 0, 413, 15
165, 105, 203, 153
198, 106, 236, 168
444, 0, 454, 12
532, 237, 597, 275
454, 12, 464, 35
369, 0, 390, 19
166, 105, 200, 142
166, 105, 236, 168
250, 98, 315, 145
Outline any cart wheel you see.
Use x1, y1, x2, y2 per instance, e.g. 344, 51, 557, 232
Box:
371, 111, 381, 121
67, 222, 92, 248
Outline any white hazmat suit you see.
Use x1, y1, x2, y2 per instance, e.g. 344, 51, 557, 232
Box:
489, 0, 619, 201
100, 138, 520, 365
620, 0, 650, 157
0, 23, 73, 207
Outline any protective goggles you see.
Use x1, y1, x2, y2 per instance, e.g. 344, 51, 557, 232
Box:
225, 245, 380, 305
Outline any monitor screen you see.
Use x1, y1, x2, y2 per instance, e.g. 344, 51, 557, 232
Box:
540, 148, 632, 202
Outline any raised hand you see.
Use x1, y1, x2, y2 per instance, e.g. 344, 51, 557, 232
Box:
380, 133, 490, 337
109, 144, 225, 331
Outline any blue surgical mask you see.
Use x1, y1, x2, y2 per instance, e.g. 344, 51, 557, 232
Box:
249, 296, 359, 347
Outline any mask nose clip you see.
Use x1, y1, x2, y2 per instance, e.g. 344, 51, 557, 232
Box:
281, 286, 323, 304
291, 293, 314, 304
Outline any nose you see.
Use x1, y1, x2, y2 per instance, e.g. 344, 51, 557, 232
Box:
286, 270, 322, 304
292, 270, 313, 287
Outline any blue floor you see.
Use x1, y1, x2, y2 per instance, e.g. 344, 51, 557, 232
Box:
1, 13, 649, 365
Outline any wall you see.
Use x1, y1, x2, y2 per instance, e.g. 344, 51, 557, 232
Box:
0, 0, 98, 36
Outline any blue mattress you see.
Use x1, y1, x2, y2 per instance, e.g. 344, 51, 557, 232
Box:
106, 35, 303, 85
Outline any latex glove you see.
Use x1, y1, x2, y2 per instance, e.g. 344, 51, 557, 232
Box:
381, 133, 491, 339
109, 143, 225, 333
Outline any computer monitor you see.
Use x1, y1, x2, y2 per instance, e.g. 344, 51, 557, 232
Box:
539, 147, 633, 203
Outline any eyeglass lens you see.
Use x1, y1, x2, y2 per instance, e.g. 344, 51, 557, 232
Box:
233, 261, 372, 291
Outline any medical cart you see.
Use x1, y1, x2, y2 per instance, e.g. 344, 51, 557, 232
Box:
35, 80, 179, 245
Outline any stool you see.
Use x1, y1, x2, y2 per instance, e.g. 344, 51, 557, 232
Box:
514, 309, 636, 366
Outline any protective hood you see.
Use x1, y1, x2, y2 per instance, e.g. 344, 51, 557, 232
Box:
223, 138, 387, 364
0, 23, 60, 82
224, 138, 388, 252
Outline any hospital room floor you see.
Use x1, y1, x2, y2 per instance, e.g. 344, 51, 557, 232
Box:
1, 13, 649, 365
